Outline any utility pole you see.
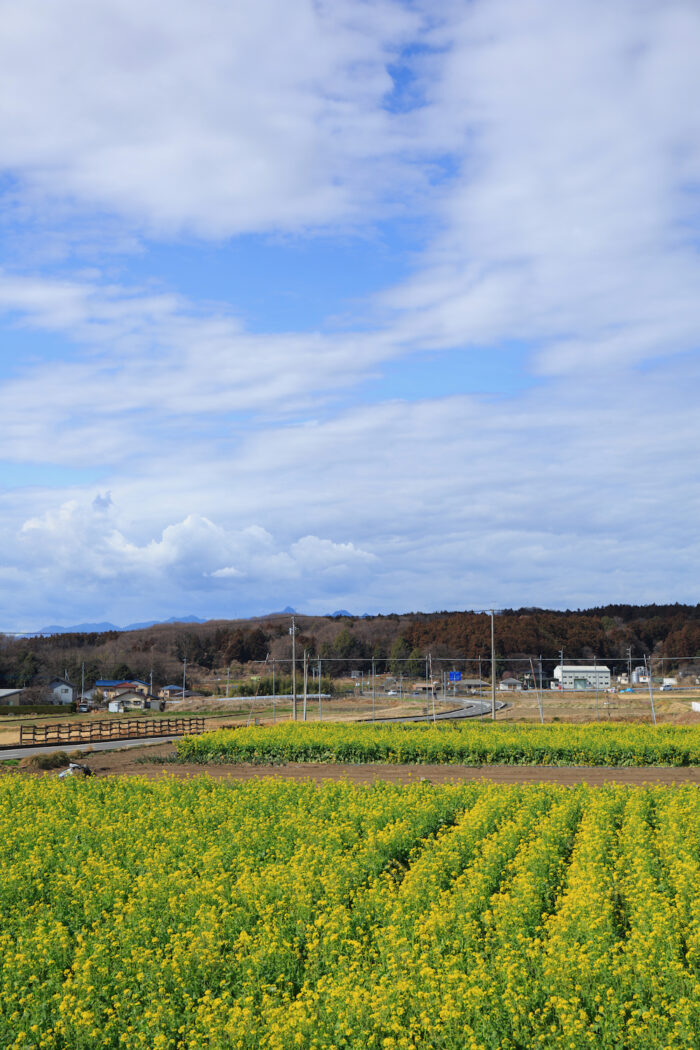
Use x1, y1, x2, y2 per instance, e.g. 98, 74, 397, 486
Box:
530, 657, 544, 724
318, 657, 322, 720
290, 616, 297, 721
81, 661, 85, 702
627, 646, 632, 683
645, 654, 657, 725
372, 656, 376, 722
594, 654, 599, 721
490, 609, 496, 719
226, 665, 230, 698
559, 649, 564, 692
302, 649, 308, 722
182, 657, 187, 703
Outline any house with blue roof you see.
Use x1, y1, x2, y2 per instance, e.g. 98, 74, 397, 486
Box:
96, 679, 150, 700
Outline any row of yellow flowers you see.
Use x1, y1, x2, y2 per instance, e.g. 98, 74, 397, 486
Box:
1, 776, 700, 1048
177, 720, 700, 767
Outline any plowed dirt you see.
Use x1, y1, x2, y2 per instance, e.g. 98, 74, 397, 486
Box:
5, 741, 700, 787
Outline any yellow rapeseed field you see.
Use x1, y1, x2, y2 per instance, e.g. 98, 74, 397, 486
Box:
1, 776, 699, 1048
177, 720, 700, 767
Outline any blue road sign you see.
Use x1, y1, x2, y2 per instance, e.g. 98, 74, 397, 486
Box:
448, 671, 462, 682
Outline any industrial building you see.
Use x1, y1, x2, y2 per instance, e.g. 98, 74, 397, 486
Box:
552, 664, 611, 690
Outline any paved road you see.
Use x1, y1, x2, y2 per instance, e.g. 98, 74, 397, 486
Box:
367, 698, 507, 723
0, 736, 180, 761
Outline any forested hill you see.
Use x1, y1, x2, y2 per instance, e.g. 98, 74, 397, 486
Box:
2, 603, 700, 690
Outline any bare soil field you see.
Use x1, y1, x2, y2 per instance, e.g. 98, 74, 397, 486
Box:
4, 740, 700, 787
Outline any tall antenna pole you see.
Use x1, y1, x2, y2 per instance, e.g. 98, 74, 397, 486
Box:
290, 616, 297, 721
490, 609, 496, 719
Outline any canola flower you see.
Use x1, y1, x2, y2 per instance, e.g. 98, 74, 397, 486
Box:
177, 720, 700, 768
1, 777, 700, 1048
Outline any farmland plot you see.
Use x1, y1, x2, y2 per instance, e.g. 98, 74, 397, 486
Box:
1, 777, 699, 1048
176, 720, 700, 767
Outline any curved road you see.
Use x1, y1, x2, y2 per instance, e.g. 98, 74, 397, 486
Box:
1, 699, 508, 760
366, 697, 507, 723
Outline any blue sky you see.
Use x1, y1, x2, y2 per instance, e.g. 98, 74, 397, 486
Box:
1, 0, 699, 630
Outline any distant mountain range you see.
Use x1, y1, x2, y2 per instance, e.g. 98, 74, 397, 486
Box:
33, 615, 208, 636
28, 608, 371, 636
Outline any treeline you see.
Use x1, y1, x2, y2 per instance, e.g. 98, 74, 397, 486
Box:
2, 604, 700, 690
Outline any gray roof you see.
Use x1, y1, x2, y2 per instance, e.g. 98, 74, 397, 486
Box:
556, 665, 610, 673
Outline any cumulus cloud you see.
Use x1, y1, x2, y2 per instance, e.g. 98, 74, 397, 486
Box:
7, 499, 378, 625
92, 492, 113, 511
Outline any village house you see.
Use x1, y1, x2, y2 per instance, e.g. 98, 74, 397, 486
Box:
96, 679, 150, 700
158, 684, 188, 700
107, 691, 155, 712
48, 678, 77, 705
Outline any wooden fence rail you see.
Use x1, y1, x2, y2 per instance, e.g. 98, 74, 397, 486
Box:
19, 717, 207, 747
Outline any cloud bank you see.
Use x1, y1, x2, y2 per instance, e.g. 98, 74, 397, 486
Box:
0, 0, 699, 628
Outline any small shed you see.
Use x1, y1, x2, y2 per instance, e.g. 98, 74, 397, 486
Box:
0, 688, 23, 706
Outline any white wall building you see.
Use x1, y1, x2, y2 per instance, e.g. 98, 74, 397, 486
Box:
552, 665, 611, 690
48, 678, 76, 705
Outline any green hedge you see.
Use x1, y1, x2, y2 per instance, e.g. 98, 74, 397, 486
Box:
0, 704, 76, 716
176, 720, 700, 767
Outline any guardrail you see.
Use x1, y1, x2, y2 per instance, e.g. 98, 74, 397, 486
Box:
19, 717, 207, 747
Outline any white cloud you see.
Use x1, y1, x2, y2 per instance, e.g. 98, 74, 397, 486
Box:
381, 0, 700, 378
0, 0, 429, 236
0, 269, 398, 467
1, 1, 700, 627
3, 347, 700, 630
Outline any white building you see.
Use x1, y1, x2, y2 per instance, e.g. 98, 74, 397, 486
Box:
48, 678, 76, 705
552, 665, 611, 690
